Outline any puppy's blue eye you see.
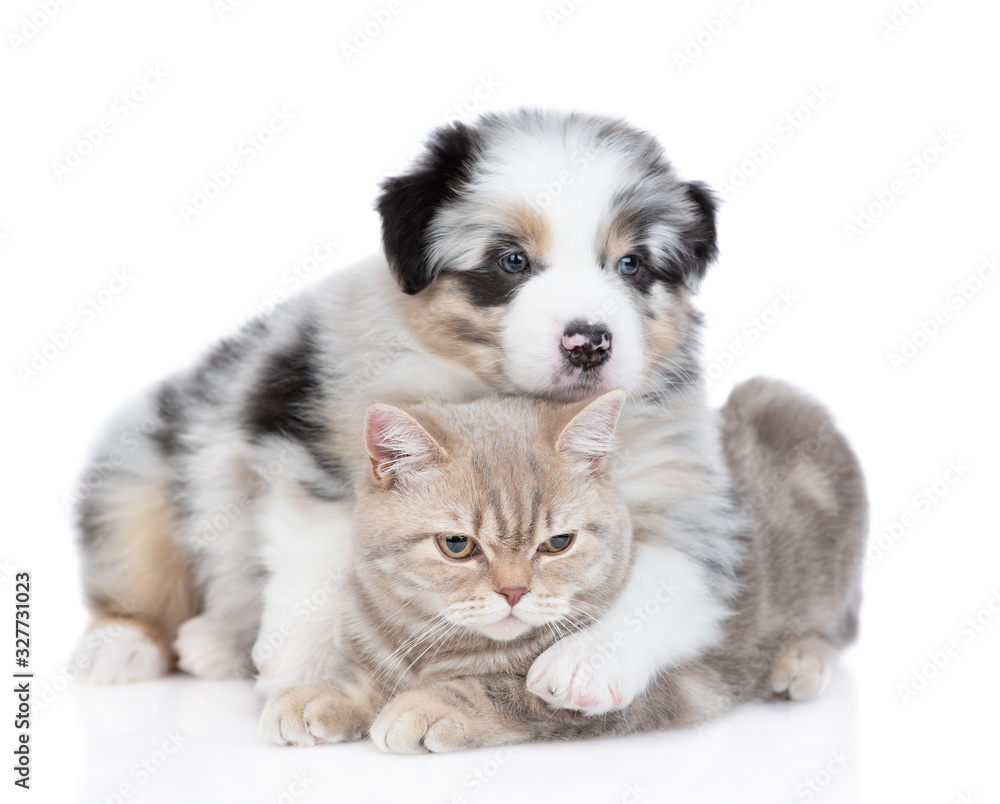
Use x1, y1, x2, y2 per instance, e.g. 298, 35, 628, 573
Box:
498, 251, 529, 273
617, 255, 641, 276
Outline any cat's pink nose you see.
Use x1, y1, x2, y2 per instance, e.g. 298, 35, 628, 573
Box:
499, 587, 527, 607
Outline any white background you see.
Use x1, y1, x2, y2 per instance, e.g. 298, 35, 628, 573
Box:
2, 1, 999, 802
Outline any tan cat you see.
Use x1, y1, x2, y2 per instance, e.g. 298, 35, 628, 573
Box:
260, 380, 866, 752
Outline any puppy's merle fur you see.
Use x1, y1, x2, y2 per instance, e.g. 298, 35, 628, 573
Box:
72, 110, 865, 730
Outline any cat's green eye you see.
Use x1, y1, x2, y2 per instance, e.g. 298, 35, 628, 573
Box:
437, 534, 476, 560
539, 534, 574, 554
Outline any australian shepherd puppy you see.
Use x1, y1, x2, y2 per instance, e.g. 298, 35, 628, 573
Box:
74, 109, 849, 725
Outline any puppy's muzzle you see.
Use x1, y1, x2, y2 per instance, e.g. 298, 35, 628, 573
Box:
561, 322, 612, 370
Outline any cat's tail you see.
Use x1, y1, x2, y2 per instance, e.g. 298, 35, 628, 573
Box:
719, 376, 868, 700
72, 386, 199, 683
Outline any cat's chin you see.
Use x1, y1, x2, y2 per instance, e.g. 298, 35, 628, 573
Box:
477, 615, 534, 643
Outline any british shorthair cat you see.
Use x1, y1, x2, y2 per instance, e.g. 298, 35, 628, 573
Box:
260, 380, 866, 752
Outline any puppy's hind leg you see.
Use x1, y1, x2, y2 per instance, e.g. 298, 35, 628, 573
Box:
172, 518, 263, 681
75, 437, 199, 683
75, 613, 174, 684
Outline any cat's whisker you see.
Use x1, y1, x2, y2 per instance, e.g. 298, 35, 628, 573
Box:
385, 621, 463, 702
423, 621, 465, 669
365, 615, 451, 688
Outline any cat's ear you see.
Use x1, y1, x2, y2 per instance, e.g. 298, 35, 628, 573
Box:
364, 404, 447, 482
556, 389, 626, 470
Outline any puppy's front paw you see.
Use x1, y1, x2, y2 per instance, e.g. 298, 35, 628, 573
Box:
370, 690, 481, 754
527, 632, 644, 716
260, 685, 367, 746
174, 615, 249, 680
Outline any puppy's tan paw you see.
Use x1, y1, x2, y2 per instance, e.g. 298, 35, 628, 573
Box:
771, 638, 834, 701
259, 685, 367, 746
370, 690, 482, 754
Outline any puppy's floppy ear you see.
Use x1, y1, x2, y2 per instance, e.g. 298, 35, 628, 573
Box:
375, 122, 481, 295
675, 180, 719, 290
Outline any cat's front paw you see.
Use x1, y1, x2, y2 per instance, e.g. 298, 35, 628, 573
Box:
370, 690, 482, 754
527, 632, 645, 716
260, 685, 367, 746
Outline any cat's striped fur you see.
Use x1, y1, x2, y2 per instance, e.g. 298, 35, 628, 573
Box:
262, 381, 866, 751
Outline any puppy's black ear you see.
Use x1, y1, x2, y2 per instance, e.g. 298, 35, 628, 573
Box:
676, 181, 719, 289
375, 122, 481, 295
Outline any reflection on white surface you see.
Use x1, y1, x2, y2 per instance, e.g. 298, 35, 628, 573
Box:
60, 667, 860, 804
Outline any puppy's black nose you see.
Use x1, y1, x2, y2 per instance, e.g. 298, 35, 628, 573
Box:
561, 322, 612, 369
